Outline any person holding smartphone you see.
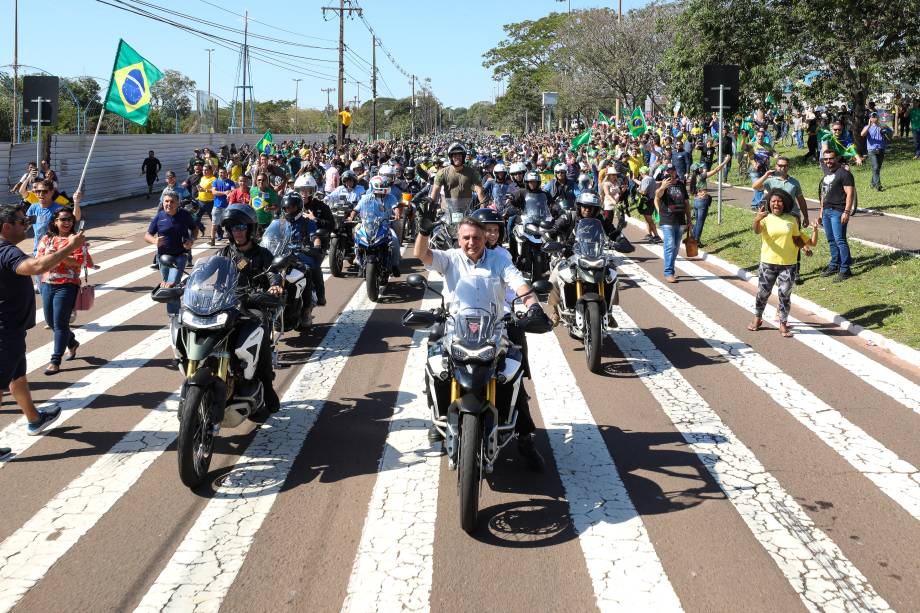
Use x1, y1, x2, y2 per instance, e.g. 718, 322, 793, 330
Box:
654, 163, 690, 283
860, 112, 889, 191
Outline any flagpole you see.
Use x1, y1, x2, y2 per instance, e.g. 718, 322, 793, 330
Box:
76, 102, 107, 196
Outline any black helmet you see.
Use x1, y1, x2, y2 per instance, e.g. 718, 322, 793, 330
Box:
447, 142, 467, 158
471, 208, 504, 244
282, 191, 304, 222
222, 204, 257, 243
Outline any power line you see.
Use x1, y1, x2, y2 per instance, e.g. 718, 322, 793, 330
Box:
351, 1, 414, 81
195, 0, 339, 44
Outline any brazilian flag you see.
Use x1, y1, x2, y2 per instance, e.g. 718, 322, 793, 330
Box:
104, 40, 163, 126
629, 107, 647, 137
256, 131, 273, 154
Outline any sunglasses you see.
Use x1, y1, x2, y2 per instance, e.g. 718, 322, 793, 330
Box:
33, 189, 49, 194
58, 217, 75, 223
10, 217, 30, 226
231, 224, 249, 232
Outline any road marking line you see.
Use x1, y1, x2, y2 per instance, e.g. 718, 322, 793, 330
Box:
526, 329, 684, 611
0, 329, 172, 467
606, 305, 892, 612
618, 258, 920, 521
342, 282, 442, 613
135, 286, 378, 613
79, 239, 132, 257
0, 393, 180, 613
637, 241, 920, 416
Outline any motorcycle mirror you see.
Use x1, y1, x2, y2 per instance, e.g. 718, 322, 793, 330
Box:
313, 228, 331, 239
157, 254, 179, 269
543, 241, 564, 254
401, 308, 437, 330
539, 220, 555, 231
406, 273, 428, 289
611, 236, 636, 254
151, 286, 183, 303
532, 280, 552, 294
269, 255, 287, 272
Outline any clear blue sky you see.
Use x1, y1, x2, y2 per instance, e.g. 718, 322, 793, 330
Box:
3, 0, 648, 110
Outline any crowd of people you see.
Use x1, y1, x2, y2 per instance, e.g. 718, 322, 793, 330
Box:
1, 94, 916, 459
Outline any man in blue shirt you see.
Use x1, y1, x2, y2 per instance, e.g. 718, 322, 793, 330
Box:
860, 112, 888, 191
144, 189, 199, 316
210, 167, 236, 242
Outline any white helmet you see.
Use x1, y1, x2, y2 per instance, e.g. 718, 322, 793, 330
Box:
493, 163, 507, 174
349, 160, 364, 172
553, 163, 567, 173
294, 174, 317, 190
379, 164, 396, 179
509, 161, 527, 175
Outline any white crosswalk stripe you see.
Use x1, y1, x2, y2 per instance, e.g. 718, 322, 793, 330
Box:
527, 329, 684, 611
619, 256, 920, 521
606, 305, 891, 612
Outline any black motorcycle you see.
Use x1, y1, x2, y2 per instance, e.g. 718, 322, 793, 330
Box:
511, 195, 554, 281
403, 273, 551, 533
327, 194, 357, 277
259, 218, 315, 336
152, 255, 281, 488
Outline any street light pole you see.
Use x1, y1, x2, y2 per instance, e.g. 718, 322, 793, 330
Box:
293, 78, 302, 133
206, 48, 214, 133
13, 0, 19, 143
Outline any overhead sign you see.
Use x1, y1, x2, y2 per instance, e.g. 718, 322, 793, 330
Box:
22, 75, 60, 125
542, 91, 558, 107
703, 64, 740, 114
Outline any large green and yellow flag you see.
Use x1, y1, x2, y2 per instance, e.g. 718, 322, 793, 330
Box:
569, 128, 592, 150
256, 131, 273, 154
104, 39, 163, 126
817, 128, 858, 159
629, 107, 647, 137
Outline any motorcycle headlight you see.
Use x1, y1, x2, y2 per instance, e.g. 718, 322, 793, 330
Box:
578, 256, 606, 270
182, 310, 229, 330
451, 343, 496, 363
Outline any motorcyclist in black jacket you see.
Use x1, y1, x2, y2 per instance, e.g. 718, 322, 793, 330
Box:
281, 192, 327, 307
218, 205, 282, 413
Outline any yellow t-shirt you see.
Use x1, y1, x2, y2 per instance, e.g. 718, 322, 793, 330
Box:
626, 155, 644, 177
198, 175, 216, 202
760, 213, 801, 265
339, 110, 352, 127
229, 164, 243, 182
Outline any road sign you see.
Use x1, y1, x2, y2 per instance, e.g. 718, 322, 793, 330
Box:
703, 65, 739, 113
22, 75, 59, 126
542, 92, 558, 107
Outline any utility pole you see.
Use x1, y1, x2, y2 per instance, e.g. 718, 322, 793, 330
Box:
321, 87, 335, 133
411, 75, 416, 137
615, 0, 623, 124
293, 78, 302, 133
13, 0, 19, 143
322, 0, 362, 150
371, 35, 377, 141
242, 11, 248, 134
206, 48, 214, 133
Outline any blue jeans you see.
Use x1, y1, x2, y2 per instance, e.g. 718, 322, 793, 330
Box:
660, 224, 686, 278
692, 200, 710, 241
867, 150, 884, 188
159, 254, 187, 315
795, 129, 804, 149
40, 283, 78, 365
822, 208, 851, 274
749, 170, 764, 209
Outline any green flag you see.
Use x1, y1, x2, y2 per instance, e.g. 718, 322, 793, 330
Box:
256, 130, 273, 154
569, 128, 592, 150
597, 110, 610, 126
103, 40, 163, 126
739, 117, 755, 139
817, 128, 858, 159
629, 107, 647, 137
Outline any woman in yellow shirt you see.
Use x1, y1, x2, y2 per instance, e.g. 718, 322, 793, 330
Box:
749, 189, 819, 337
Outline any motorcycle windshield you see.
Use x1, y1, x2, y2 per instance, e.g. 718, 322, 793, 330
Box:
182, 256, 240, 315
522, 193, 550, 225
573, 218, 606, 259
359, 205, 387, 241
259, 219, 292, 257
450, 273, 503, 345
442, 198, 468, 226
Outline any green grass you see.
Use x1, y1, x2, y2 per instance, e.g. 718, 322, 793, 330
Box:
731, 138, 920, 218
635, 205, 920, 350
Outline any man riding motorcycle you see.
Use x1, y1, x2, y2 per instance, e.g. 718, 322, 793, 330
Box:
544, 163, 577, 210
481, 163, 517, 211
281, 192, 327, 306
430, 142, 486, 209
294, 174, 336, 236
218, 205, 283, 413
324, 169, 365, 204
415, 213, 551, 470
349, 175, 402, 278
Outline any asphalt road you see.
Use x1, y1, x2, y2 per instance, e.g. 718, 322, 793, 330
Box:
2, 195, 920, 612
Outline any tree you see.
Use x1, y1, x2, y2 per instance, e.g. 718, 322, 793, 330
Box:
151, 69, 196, 118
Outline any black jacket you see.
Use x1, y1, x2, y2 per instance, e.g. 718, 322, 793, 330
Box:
218, 242, 281, 291
304, 196, 335, 231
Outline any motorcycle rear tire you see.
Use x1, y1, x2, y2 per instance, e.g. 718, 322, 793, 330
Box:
458, 412, 482, 534
177, 385, 215, 488
585, 301, 603, 373
329, 237, 344, 277
366, 261, 380, 302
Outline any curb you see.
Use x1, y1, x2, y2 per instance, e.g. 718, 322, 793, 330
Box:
728, 184, 920, 223
624, 216, 920, 369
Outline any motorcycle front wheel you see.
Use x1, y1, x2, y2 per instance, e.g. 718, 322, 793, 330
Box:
458, 412, 482, 534
365, 261, 380, 302
584, 301, 603, 373
177, 385, 215, 488
329, 237, 344, 277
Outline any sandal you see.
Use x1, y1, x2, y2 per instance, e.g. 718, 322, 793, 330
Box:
44, 363, 60, 375
747, 318, 763, 332
66, 339, 80, 361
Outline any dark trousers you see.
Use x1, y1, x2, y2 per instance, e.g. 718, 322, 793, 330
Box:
867, 150, 884, 188
40, 283, 78, 365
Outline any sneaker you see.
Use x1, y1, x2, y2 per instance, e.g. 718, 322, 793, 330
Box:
27, 406, 62, 436
517, 434, 545, 472
427, 424, 443, 444
651, 236, 663, 244
0, 447, 11, 460
833, 270, 852, 283
664, 275, 678, 284
820, 267, 839, 278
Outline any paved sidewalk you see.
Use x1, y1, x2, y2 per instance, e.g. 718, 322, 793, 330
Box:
713, 184, 920, 254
